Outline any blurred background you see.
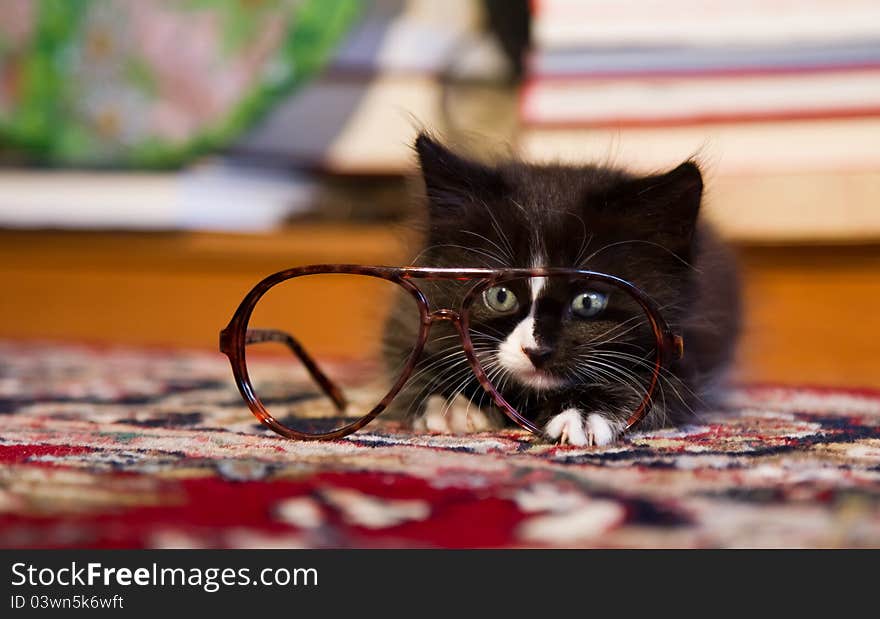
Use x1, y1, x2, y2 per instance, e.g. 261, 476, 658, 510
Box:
1, 0, 878, 387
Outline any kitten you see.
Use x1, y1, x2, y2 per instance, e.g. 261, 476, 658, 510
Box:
383, 133, 740, 446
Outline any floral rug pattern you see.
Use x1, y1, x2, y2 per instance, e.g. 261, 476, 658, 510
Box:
0, 342, 879, 548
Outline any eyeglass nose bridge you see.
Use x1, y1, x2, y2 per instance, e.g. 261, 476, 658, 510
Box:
427, 308, 461, 323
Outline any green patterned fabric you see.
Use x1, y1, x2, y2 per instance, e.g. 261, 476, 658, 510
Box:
0, 0, 360, 168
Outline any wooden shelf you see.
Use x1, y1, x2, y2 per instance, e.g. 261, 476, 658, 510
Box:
0, 225, 413, 352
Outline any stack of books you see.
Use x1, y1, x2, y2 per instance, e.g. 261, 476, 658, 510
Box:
519, 0, 880, 242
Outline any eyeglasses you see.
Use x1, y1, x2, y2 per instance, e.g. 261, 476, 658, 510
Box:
220, 265, 683, 441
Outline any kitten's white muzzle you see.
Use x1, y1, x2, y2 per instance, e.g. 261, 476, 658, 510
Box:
497, 315, 566, 390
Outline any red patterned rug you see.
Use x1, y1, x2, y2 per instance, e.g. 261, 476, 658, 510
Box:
1, 341, 878, 548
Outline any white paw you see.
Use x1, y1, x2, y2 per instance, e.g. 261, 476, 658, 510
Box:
585, 413, 616, 446
545, 409, 588, 445
545, 409, 617, 446
411, 394, 499, 434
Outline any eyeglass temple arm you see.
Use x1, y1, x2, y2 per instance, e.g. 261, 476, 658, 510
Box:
244, 328, 348, 411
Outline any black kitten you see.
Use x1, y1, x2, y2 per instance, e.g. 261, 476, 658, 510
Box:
383, 133, 740, 445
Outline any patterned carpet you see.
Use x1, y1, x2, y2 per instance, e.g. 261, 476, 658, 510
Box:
1, 341, 878, 548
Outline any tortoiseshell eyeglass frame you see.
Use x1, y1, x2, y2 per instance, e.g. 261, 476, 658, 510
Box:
220, 265, 684, 442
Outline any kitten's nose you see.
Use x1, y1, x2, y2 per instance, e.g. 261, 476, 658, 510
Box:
522, 345, 553, 369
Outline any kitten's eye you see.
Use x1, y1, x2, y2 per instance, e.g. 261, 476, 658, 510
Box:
483, 286, 519, 314
571, 290, 608, 318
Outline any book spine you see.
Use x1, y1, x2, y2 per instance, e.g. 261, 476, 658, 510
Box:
519, 68, 880, 127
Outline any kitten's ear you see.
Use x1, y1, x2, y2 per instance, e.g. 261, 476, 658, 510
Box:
604, 161, 703, 256
414, 133, 507, 213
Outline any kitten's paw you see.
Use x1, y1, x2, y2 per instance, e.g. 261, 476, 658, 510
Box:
545, 409, 588, 445
584, 413, 616, 446
545, 409, 618, 446
411, 394, 499, 434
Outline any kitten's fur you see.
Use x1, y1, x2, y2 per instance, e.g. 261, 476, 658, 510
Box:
383, 133, 741, 445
